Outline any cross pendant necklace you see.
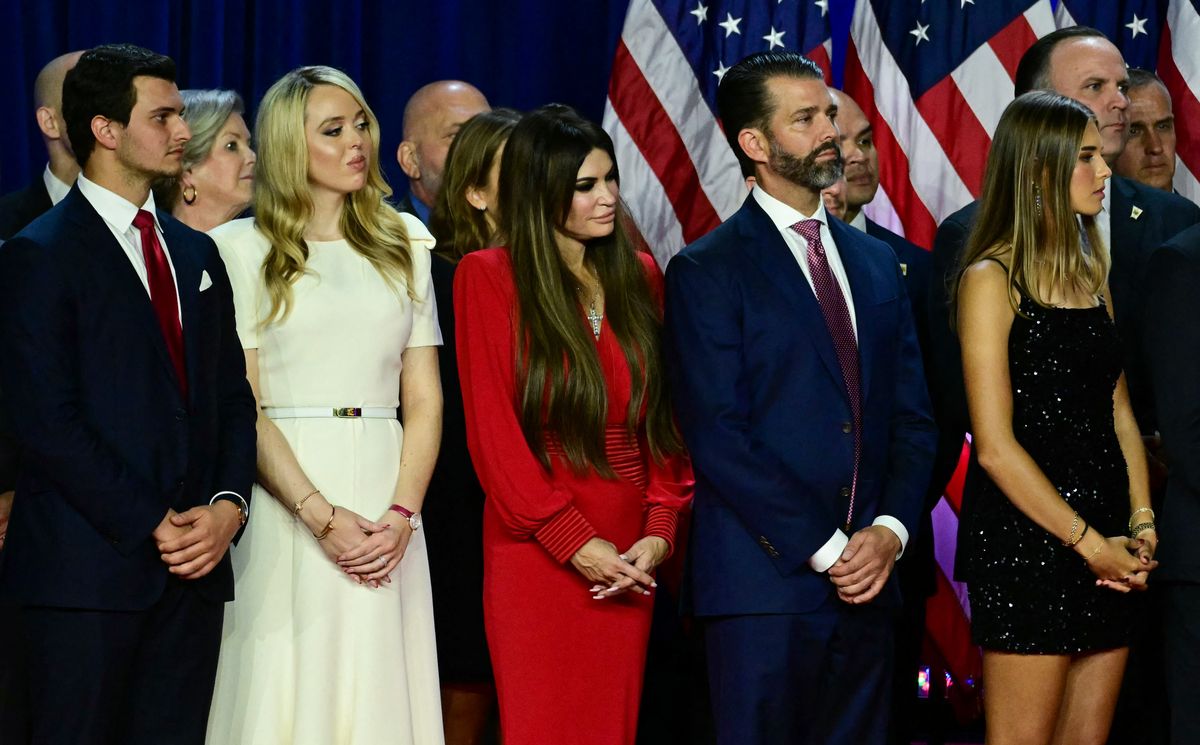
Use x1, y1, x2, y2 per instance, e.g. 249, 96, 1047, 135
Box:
586, 296, 603, 339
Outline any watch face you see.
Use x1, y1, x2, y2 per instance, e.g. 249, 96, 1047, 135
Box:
409, 513, 422, 531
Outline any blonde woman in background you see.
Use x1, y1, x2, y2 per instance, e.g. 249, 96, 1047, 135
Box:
205, 66, 444, 745
153, 89, 256, 232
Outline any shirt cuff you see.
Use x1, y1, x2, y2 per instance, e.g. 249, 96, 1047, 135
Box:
643, 505, 680, 557
534, 504, 598, 564
871, 515, 909, 559
808, 529, 849, 573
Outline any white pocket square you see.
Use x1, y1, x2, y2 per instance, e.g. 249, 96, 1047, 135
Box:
199, 270, 213, 291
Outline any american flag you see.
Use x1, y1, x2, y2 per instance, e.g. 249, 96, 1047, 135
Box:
602, 0, 832, 268
1055, 0, 1200, 202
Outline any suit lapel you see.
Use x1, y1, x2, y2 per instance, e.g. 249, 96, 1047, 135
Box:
161, 214, 200, 408
736, 198, 847, 399
1110, 176, 1138, 259
60, 188, 179, 391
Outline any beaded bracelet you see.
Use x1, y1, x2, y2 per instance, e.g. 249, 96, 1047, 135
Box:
314, 506, 336, 540
1129, 507, 1155, 533
1130, 521, 1157, 538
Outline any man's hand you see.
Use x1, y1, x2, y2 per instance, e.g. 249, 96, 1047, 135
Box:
0, 490, 13, 550
157, 502, 241, 580
827, 525, 902, 605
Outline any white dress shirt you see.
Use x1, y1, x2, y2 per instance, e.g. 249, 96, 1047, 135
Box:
76, 174, 182, 325
42, 164, 71, 206
1098, 186, 1111, 253
752, 186, 909, 572
849, 209, 868, 233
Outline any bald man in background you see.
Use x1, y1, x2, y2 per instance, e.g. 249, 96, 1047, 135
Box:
0, 51, 83, 240
1115, 68, 1177, 194
394, 80, 490, 223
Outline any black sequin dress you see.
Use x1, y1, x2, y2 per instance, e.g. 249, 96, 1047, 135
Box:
957, 294, 1136, 653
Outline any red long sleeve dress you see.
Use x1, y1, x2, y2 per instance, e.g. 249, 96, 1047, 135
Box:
454, 247, 693, 745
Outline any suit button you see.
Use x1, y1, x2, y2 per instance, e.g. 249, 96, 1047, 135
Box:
839, 486, 851, 498
175, 479, 185, 491
841, 421, 852, 434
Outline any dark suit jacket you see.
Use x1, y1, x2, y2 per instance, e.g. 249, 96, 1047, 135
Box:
927, 176, 1200, 442
665, 195, 937, 616
1143, 222, 1200, 583
0, 178, 52, 241
0, 186, 257, 611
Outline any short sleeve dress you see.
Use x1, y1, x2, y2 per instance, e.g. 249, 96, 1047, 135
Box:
204, 215, 445, 745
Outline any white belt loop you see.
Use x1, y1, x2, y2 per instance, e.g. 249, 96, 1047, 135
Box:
262, 406, 398, 419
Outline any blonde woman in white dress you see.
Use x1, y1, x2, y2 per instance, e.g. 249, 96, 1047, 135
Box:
205, 66, 445, 745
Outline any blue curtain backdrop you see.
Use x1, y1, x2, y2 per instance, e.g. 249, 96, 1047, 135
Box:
0, 1, 860, 196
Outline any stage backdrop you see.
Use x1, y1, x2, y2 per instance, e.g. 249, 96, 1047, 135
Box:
0, 0, 860, 195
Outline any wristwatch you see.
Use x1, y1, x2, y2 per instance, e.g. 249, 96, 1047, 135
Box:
210, 491, 249, 527
388, 503, 422, 531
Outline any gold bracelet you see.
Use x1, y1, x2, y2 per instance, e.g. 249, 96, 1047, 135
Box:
1084, 540, 1104, 563
314, 506, 336, 540
1129, 507, 1155, 532
1062, 511, 1082, 547
293, 489, 320, 518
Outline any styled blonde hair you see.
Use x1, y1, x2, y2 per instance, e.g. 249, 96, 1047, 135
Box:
952, 91, 1108, 327
253, 65, 416, 324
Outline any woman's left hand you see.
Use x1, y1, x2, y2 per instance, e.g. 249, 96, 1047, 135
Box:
1134, 529, 1157, 564
591, 536, 669, 600
337, 519, 413, 588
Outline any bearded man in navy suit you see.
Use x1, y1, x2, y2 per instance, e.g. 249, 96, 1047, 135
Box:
665, 52, 936, 745
0, 44, 256, 745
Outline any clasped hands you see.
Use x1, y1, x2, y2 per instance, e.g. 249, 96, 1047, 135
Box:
1084, 530, 1158, 593
153, 502, 242, 580
296, 494, 411, 589
828, 525, 902, 605
571, 535, 669, 600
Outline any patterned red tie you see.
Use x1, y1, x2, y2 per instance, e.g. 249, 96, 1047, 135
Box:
791, 219, 860, 530
133, 209, 188, 398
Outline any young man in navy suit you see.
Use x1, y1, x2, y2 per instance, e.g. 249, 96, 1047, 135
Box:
665, 52, 936, 745
0, 44, 256, 745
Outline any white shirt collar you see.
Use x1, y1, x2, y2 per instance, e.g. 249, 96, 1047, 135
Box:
751, 185, 829, 233
849, 210, 868, 232
42, 164, 72, 206
76, 173, 161, 234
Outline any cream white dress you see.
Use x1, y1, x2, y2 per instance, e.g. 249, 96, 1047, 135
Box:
205, 215, 445, 745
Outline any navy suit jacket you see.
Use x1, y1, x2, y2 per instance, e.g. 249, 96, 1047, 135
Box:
1144, 222, 1200, 583
665, 194, 937, 616
0, 186, 257, 611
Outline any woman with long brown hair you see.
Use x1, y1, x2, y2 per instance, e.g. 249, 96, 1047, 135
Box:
454, 104, 693, 745
953, 91, 1157, 745
423, 107, 519, 745
205, 66, 444, 744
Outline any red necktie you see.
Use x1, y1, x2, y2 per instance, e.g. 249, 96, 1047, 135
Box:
791, 219, 860, 530
133, 209, 188, 398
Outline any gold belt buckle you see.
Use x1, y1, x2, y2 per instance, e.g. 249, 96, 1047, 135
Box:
333, 407, 362, 418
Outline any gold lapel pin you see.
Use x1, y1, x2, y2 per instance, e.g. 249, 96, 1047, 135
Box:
1131, 206, 1144, 220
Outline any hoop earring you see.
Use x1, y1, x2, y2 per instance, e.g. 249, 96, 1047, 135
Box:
183, 185, 197, 205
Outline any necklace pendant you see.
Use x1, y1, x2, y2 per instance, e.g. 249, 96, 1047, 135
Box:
587, 306, 602, 339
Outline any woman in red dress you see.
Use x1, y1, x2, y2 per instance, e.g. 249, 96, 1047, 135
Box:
454, 104, 693, 745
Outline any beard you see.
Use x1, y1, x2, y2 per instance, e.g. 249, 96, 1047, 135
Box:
768, 135, 844, 190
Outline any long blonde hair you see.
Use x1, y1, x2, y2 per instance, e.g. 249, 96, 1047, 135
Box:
951, 91, 1107, 328
253, 66, 416, 323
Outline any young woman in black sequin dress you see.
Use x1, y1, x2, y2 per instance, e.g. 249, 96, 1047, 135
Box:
952, 91, 1158, 745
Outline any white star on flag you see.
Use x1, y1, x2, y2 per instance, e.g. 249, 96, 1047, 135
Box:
689, 2, 708, 25
815, 0, 829, 17
960, 0, 974, 7
1125, 14, 1148, 38
713, 61, 730, 81
910, 20, 930, 45
718, 13, 742, 37
763, 26, 786, 49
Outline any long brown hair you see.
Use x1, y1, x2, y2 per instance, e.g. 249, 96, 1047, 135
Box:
254, 66, 417, 324
951, 91, 1107, 329
428, 108, 520, 262
498, 104, 683, 475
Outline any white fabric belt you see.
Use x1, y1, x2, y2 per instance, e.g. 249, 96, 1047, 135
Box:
263, 406, 397, 419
